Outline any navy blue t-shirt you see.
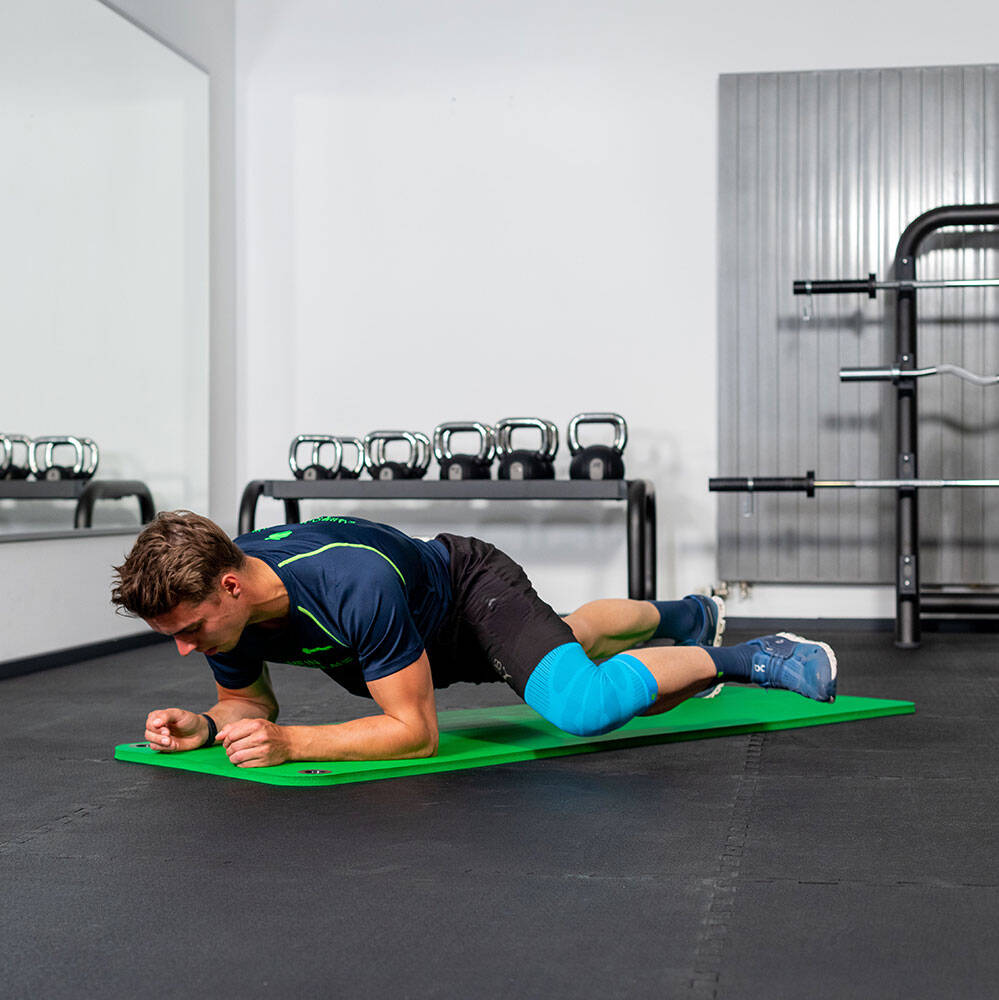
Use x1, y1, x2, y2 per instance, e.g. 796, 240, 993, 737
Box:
207, 516, 452, 697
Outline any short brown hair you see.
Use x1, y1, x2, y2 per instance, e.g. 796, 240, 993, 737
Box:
111, 511, 246, 619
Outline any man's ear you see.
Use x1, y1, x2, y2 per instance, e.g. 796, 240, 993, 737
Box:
219, 571, 242, 598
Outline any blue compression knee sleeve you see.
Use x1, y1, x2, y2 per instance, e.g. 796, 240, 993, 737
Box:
523, 642, 659, 737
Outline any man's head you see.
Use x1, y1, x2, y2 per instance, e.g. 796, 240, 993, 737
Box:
112, 511, 250, 656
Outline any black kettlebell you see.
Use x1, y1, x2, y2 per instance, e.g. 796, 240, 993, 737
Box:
363, 431, 431, 480
433, 422, 496, 480
289, 435, 342, 480
567, 412, 627, 480
495, 417, 558, 480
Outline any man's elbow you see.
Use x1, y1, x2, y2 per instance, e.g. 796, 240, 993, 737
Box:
251, 693, 279, 722
247, 698, 278, 722
412, 727, 439, 758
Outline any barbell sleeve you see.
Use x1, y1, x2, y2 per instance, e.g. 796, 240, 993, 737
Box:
839, 367, 900, 381
709, 471, 815, 497
792, 274, 877, 298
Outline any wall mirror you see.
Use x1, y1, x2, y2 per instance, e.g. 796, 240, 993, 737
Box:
0, 0, 209, 536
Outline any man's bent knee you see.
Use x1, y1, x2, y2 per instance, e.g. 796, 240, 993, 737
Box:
523, 642, 659, 737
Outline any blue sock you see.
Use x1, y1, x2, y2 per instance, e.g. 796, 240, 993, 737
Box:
650, 598, 700, 640
702, 643, 755, 682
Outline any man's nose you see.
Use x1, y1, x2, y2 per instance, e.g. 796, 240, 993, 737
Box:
175, 637, 197, 656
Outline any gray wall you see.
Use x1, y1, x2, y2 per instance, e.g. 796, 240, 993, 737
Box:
717, 66, 999, 586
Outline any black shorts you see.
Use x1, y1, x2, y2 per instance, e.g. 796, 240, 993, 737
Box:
426, 533, 576, 698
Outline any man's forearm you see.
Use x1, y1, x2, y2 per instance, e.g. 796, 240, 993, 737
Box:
285, 713, 438, 762
206, 698, 275, 729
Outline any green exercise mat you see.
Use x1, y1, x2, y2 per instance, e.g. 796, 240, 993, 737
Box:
114, 687, 914, 787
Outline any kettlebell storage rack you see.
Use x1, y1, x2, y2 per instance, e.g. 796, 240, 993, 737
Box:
712, 202, 999, 648
287, 413, 630, 483
0, 479, 156, 528
238, 478, 657, 600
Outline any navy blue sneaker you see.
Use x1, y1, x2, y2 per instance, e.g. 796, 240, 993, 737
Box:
679, 594, 726, 647
745, 633, 837, 703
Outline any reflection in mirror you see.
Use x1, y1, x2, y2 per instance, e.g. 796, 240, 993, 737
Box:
0, 0, 209, 535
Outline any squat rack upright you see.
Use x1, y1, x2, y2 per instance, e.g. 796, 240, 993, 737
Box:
712, 203, 999, 648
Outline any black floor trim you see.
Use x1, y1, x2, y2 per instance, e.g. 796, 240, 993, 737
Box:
727, 616, 999, 635
725, 617, 893, 633
0, 632, 169, 681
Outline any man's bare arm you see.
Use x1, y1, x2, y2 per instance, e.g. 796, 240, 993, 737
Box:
218, 652, 439, 767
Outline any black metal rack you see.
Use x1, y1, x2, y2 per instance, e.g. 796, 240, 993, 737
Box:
888, 205, 999, 645
239, 478, 657, 600
714, 203, 999, 647
0, 479, 155, 528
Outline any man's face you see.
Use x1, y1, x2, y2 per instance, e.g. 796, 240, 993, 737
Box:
146, 589, 247, 658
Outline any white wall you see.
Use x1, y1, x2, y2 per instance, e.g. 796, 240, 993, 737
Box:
235, 0, 999, 617
1, 0, 209, 531
11, 0, 999, 666
102, 0, 238, 523
2, 536, 146, 661
1, 0, 235, 665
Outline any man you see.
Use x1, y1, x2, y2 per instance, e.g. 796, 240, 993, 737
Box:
111, 511, 836, 768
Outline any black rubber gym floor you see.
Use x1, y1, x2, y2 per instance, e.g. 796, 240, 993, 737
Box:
2, 625, 997, 999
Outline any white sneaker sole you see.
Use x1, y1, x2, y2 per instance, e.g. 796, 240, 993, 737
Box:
707, 595, 727, 647
698, 682, 725, 699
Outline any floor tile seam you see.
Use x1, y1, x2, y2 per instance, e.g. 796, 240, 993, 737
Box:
0, 860, 739, 887
685, 732, 765, 998
322, 870, 714, 886
0, 780, 149, 856
751, 773, 990, 783
737, 875, 999, 890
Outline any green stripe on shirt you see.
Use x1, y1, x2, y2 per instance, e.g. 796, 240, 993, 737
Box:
278, 543, 406, 584
296, 606, 348, 647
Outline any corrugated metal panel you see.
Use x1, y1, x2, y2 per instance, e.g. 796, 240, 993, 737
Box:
717, 66, 999, 584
